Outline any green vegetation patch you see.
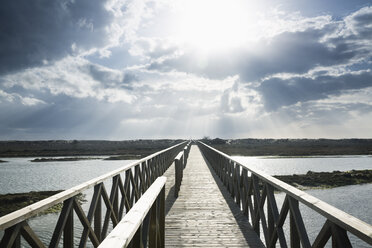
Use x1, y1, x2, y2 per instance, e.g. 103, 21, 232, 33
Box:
0, 139, 184, 157
274, 169, 372, 189
104, 154, 142, 160
202, 138, 372, 156
30, 157, 101, 162
0, 191, 86, 217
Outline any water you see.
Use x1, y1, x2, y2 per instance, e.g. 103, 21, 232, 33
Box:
0, 157, 133, 194
233, 155, 372, 175
0, 157, 135, 247
233, 155, 372, 247
1, 155, 371, 247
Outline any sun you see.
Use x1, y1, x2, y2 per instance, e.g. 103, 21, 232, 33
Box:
172, 0, 257, 51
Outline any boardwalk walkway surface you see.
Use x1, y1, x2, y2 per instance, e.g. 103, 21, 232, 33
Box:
163, 145, 265, 247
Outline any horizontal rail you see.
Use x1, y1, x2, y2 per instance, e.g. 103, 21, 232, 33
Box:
0, 141, 185, 247
198, 141, 372, 247
98, 177, 166, 248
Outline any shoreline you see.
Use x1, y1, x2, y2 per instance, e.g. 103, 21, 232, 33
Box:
0, 191, 86, 217
274, 169, 372, 189
30, 157, 103, 162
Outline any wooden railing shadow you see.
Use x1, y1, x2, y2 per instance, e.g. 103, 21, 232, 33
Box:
165, 143, 191, 215
198, 141, 372, 248
200, 149, 266, 247
165, 184, 177, 216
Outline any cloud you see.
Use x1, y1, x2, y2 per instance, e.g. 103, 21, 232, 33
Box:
1, 2, 372, 139
0, 0, 113, 75
1, 56, 136, 103
258, 70, 372, 111
0, 89, 45, 106
0, 94, 130, 139
147, 27, 357, 81
220, 81, 245, 113
0, 66, 240, 139
87, 63, 137, 89
344, 6, 372, 39
146, 7, 372, 82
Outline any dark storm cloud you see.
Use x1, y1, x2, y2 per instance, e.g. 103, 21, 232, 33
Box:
274, 101, 372, 128
238, 29, 356, 81
86, 64, 137, 90
346, 6, 372, 39
0, 94, 127, 139
0, 0, 113, 75
258, 71, 372, 111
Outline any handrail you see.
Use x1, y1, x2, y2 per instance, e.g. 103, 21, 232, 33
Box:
174, 151, 184, 197
183, 143, 191, 167
0, 141, 186, 247
98, 177, 166, 248
198, 141, 372, 247
174, 142, 191, 197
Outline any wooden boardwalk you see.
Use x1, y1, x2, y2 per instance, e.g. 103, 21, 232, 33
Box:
163, 145, 265, 247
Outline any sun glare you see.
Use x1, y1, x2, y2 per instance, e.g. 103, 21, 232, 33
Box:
173, 0, 257, 51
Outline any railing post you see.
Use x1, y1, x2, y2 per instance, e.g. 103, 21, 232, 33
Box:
183, 146, 188, 167
252, 175, 260, 236
267, 195, 274, 247
94, 184, 102, 243
63, 205, 74, 248
112, 176, 119, 224
174, 155, 182, 197
149, 189, 162, 247
0, 224, 21, 248
175, 158, 179, 197
290, 199, 300, 248
13, 233, 21, 248
132, 222, 143, 247
158, 186, 165, 248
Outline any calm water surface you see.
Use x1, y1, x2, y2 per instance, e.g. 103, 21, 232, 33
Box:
0, 156, 133, 194
233, 155, 372, 175
0, 155, 371, 247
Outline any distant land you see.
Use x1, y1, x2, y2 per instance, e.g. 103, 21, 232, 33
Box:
0, 139, 184, 158
1, 138, 372, 157
202, 138, 372, 156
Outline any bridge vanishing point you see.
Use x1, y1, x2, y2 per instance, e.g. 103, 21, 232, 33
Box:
0, 141, 372, 247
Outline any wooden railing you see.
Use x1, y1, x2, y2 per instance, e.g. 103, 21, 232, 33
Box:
0, 141, 186, 248
183, 143, 191, 168
98, 177, 166, 248
174, 142, 191, 197
198, 141, 372, 248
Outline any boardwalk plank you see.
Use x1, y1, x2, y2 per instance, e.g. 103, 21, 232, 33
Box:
163, 145, 265, 247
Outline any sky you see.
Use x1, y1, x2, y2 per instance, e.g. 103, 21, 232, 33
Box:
1, 0, 372, 140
